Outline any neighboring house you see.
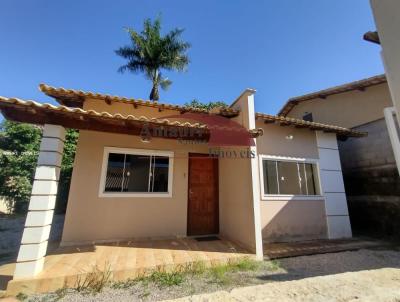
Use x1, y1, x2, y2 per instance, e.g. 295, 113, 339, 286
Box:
0, 85, 363, 280
278, 74, 400, 237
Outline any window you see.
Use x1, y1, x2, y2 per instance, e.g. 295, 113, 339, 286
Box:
260, 156, 320, 198
100, 148, 173, 197
303, 112, 313, 122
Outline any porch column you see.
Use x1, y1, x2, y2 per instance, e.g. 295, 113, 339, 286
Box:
14, 124, 65, 279
316, 131, 352, 239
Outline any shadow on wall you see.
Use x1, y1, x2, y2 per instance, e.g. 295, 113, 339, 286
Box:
261, 199, 328, 243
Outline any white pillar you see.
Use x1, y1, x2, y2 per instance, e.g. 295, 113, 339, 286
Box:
316, 131, 352, 239
14, 124, 65, 279
384, 107, 400, 175
246, 92, 264, 260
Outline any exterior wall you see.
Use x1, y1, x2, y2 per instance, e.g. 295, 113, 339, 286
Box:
62, 130, 209, 245
288, 83, 392, 128
64, 94, 263, 255
255, 121, 319, 159
260, 200, 327, 242
219, 90, 263, 258
286, 81, 400, 239
339, 118, 400, 237
256, 121, 328, 242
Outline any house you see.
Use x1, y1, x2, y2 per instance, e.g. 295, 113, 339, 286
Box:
0, 85, 364, 292
278, 74, 400, 237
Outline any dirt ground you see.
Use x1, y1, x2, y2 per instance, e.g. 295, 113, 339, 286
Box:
17, 248, 400, 302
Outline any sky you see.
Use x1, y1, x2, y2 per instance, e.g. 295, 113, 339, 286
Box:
0, 0, 383, 121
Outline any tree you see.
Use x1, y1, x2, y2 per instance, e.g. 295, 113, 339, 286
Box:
184, 99, 228, 111
0, 121, 78, 214
116, 16, 190, 101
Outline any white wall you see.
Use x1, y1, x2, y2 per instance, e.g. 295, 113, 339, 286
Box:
316, 131, 352, 238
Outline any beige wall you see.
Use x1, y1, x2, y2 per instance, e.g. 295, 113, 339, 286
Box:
287, 83, 392, 128
63, 96, 328, 245
256, 121, 319, 158
219, 149, 256, 249
260, 200, 327, 242
218, 91, 262, 255
62, 130, 209, 244
256, 121, 328, 241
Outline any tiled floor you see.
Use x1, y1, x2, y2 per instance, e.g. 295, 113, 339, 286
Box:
263, 238, 387, 259
1, 238, 251, 295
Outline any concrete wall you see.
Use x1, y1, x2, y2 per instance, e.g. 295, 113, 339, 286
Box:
255, 121, 328, 242
339, 118, 400, 237
288, 83, 392, 128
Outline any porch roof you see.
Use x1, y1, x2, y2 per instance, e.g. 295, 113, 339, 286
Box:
39, 83, 240, 117
0, 96, 210, 140
255, 112, 367, 137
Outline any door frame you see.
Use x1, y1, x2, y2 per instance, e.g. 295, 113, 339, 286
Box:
187, 153, 219, 236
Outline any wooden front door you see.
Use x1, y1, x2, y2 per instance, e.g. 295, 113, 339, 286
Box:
187, 153, 219, 236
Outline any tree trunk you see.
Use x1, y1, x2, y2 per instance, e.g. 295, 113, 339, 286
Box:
150, 70, 160, 101
150, 82, 159, 101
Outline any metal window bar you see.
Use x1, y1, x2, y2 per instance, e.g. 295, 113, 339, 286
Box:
147, 155, 152, 192
275, 161, 280, 195
151, 156, 156, 192
121, 154, 126, 192
303, 163, 309, 195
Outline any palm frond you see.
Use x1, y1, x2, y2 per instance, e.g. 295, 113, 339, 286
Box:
116, 16, 191, 100
159, 77, 172, 91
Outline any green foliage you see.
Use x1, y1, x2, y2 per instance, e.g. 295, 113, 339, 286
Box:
208, 258, 260, 285
56, 129, 79, 213
184, 99, 228, 111
16, 292, 28, 301
0, 121, 78, 214
265, 259, 281, 271
0, 121, 41, 213
116, 16, 190, 101
149, 271, 184, 287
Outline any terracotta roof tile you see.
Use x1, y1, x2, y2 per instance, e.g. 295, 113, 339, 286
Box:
0, 96, 207, 129
39, 84, 239, 117
255, 112, 367, 137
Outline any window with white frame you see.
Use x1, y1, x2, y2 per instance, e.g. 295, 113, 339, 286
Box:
100, 148, 173, 197
261, 156, 320, 196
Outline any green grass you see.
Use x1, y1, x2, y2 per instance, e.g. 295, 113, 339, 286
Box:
16, 292, 28, 301
265, 259, 281, 271
149, 271, 184, 287
207, 258, 262, 285
110, 258, 262, 289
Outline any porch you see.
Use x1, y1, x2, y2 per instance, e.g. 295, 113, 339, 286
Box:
1, 237, 252, 295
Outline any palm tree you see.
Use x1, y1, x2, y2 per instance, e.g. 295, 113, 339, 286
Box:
116, 17, 190, 101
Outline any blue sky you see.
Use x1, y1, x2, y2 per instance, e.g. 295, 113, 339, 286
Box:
0, 0, 382, 120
